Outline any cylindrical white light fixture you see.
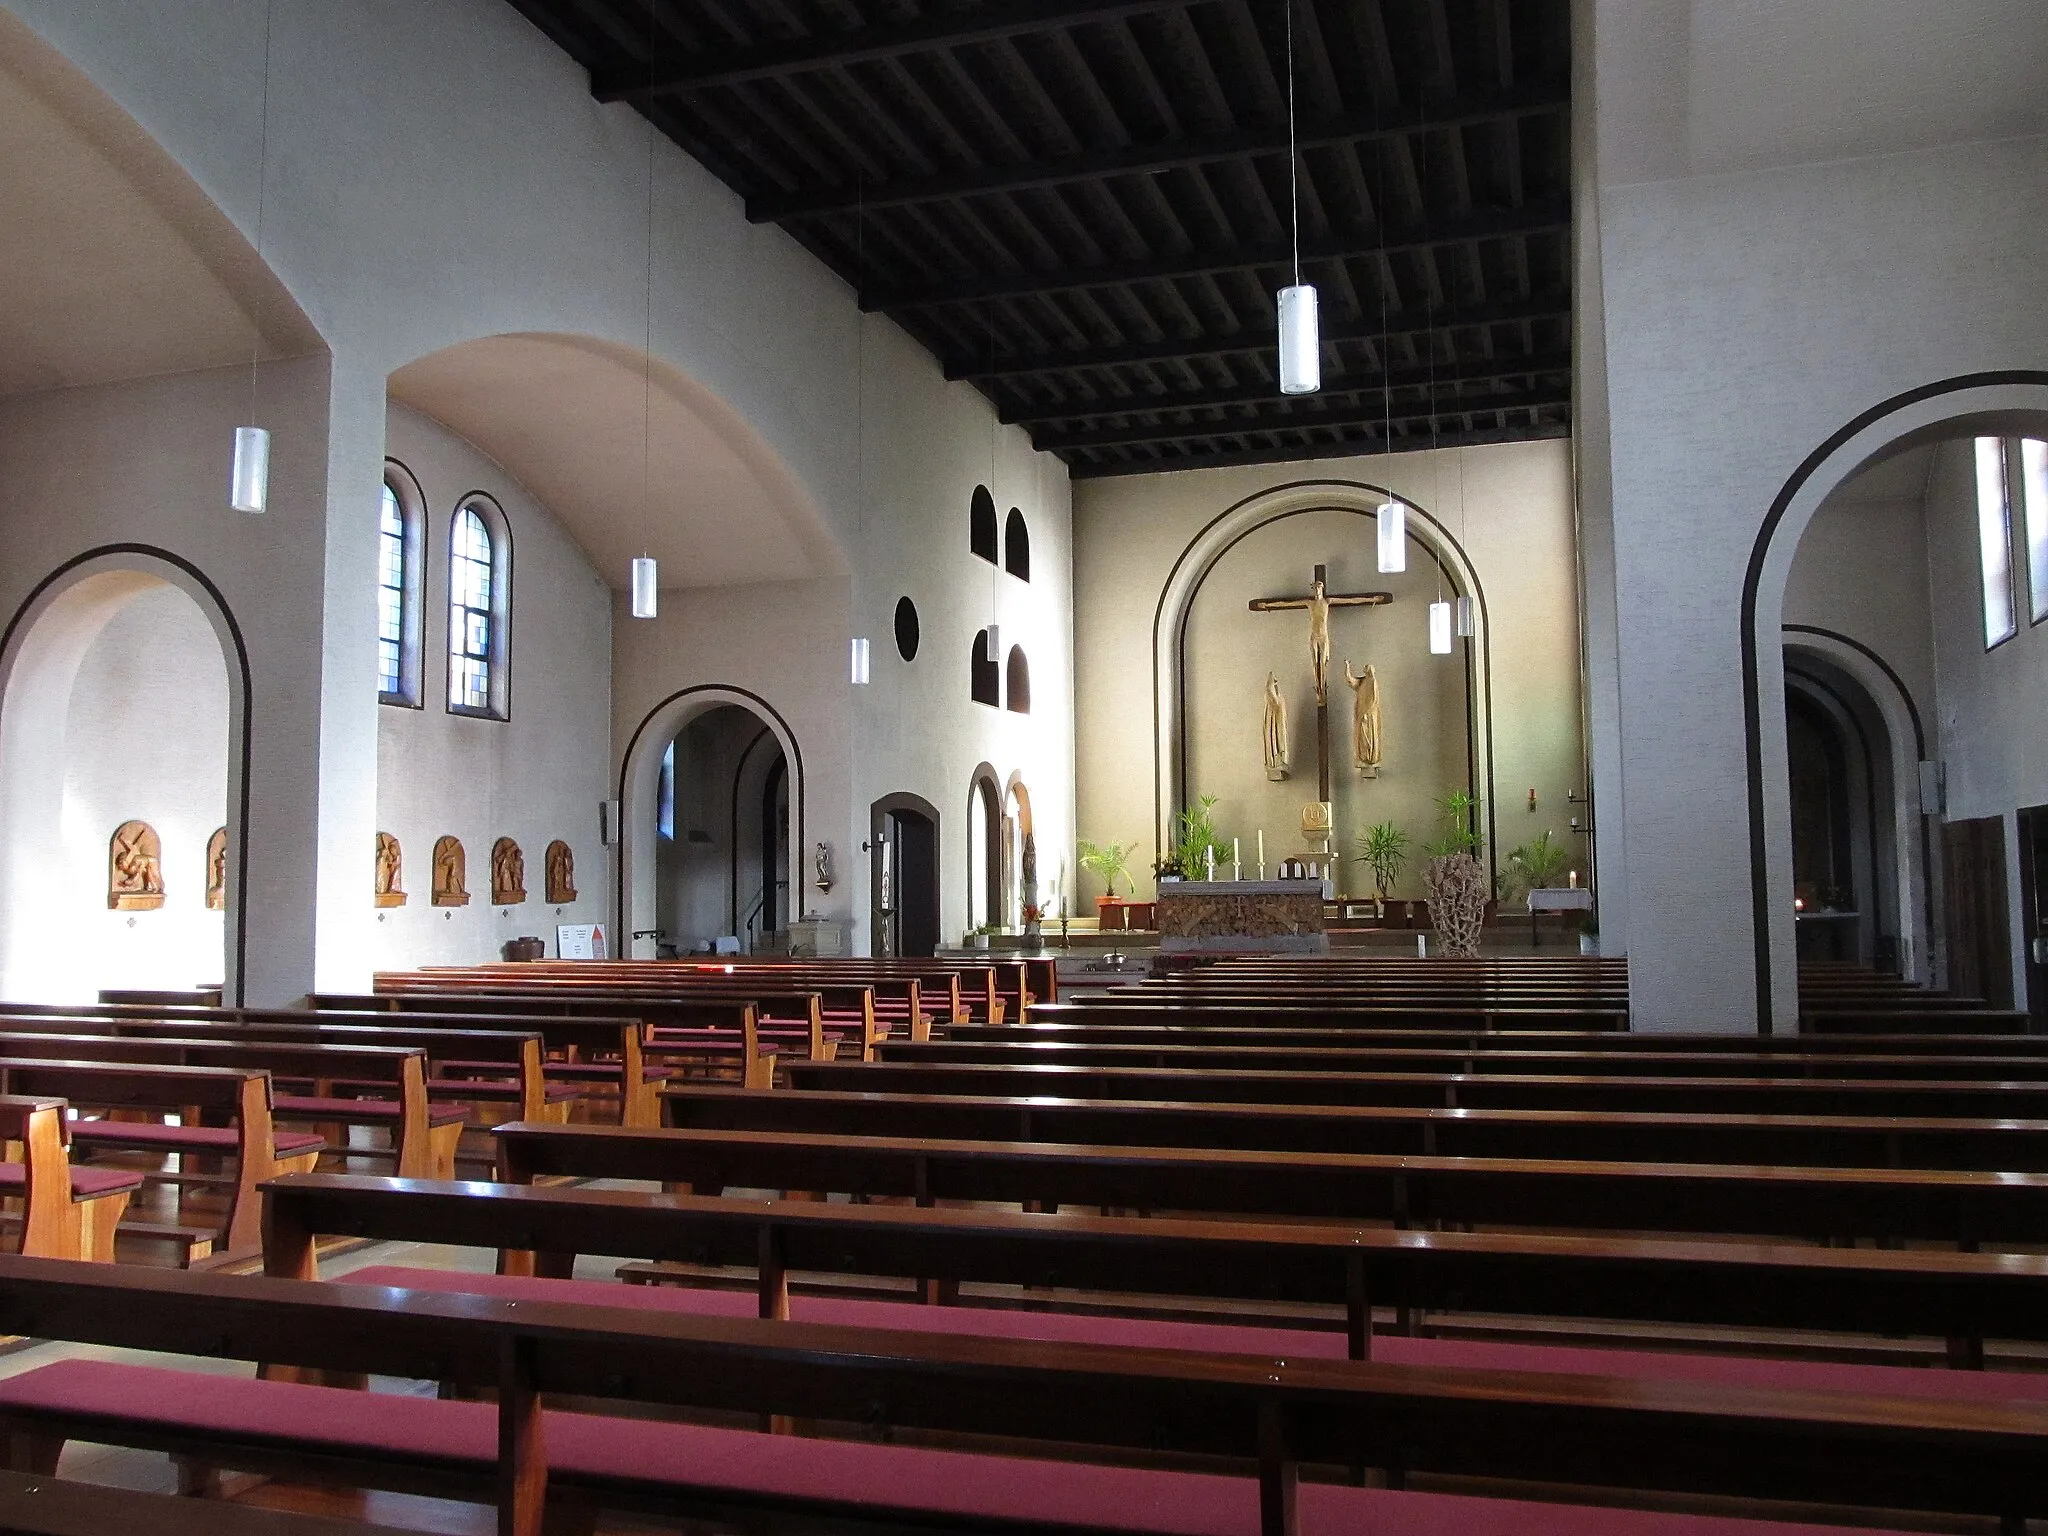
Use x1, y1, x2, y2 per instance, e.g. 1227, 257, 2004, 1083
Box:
986, 624, 1000, 658
630, 556, 658, 619
1428, 599, 1453, 655
230, 426, 270, 514
1276, 284, 1320, 396
1376, 499, 1406, 573
850, 636, 872, 686
1454, 594, 1475, 638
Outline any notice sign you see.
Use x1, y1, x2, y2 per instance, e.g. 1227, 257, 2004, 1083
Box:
557, 923, 607, 960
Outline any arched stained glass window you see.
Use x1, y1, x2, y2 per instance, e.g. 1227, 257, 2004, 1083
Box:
378, 466, 424, 706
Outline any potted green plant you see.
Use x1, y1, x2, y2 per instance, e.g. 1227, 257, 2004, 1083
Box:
1170, 795, 1230, 881
1078, 839, 1133, 925
1353, 821, 1409, 918
1501, 829, 1571, 909
964, 921, 995, 950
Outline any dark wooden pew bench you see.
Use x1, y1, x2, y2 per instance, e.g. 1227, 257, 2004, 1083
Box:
0, 1471, 414, 1536
0, 1254, 2033, 1536
0, 1096, 132, 1262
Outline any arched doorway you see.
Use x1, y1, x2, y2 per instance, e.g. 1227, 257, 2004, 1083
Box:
870, 793, 940, 957
0, 557, 243, 1001
618, 686, 803, 958
967, 765, 1002, 934
1004, 775, 1036, 928
1783, 654, 1900, 969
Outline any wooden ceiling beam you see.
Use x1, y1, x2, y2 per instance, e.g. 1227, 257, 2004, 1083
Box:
1002, 349, 1570, 424
748, 86, 1565, 221
1064, 417, 1571, 478
592, 0, 1192, 102
868, 196, 1566, 310
946, 291, 1566, 378
1029, 384, 1568, 451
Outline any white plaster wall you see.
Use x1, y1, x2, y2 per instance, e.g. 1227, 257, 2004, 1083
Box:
371, 404, 611, 965
1784, 489, 1938, 723
1073, 440, 1583, 905
1, 0, 1076, 982
1585, 0, 2048, 1031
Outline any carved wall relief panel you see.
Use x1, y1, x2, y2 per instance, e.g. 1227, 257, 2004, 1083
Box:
491, 838, 526, 905
432, 836, 469, 907
109, 820, 166, 911
205, 827, 228, 911
544, 840, 575, 904
375, 832, 407, 908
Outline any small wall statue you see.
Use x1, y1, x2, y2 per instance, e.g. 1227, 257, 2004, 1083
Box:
1343, 662, 1383, 778
109, 820, 165, 911
544, 840, 575, 904
375, 831, 407, 908
1261, 673, 1290, 782
492, 837, 526, 905
431, 835, 469, 907
206, 827, 228, 911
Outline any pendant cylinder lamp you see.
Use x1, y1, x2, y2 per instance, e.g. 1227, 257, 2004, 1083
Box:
1376, 500, 1406, 573
1455, 594, 1475, 638
1429, 599, 1453, 655
630, 557, 658, 619
230, 426, 270, 514
850, 636, 872, 686
1277, 285, 1321, 395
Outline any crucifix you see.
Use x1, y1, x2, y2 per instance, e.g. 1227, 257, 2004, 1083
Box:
1249, 564, 1392, 802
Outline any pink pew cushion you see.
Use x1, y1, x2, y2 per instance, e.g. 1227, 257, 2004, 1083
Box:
344, 1266, 2048, 1407
0, 1161, 142, 1200
0, 1359, 1920, 1536
70, 1120, 327, 1157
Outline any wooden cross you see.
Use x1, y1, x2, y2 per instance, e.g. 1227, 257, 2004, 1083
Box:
1249, 564, 1392, 802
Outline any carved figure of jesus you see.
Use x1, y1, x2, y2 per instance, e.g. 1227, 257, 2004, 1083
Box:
1261, 673, 1290, 781
1344, 662, 1383, 777
111, 823, 163, 895
375, 832, 403, 898
1306, 577, 1334, 704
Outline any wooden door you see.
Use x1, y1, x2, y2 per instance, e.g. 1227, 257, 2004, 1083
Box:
1942, 815, 2013, 1006
2016, 805, 2048, 1027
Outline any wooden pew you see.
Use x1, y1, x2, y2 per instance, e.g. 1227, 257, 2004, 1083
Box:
663, 1079, 2048, 1172
262, 1169, 2048, 1368
495, 1121, 2048, 1249
0, 1095, 128, 1263
0, 1030, 451, 1181
788, 1057, 2048, 1120
2, 1253, 2047, 1535
311, 995, 657, 1125
0, 1060, 317, 1258
1030, 999, 1632, 1030
876, 1037, 2048, 1081
0, 1470, 414, 1536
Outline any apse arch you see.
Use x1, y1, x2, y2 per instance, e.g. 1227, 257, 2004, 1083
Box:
616, 685, 806, 956
0, 546, 253, 1003
1742, 372, 2048, 1029
1151, 479, 1494, 879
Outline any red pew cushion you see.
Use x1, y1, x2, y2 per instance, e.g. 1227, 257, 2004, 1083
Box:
0, 1359, 1922, 1536
0, 1161, 142, 1201
69, 1120, 326, 1158
272, 1096, 467, 1128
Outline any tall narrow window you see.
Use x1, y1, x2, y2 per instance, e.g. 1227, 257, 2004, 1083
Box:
447, 498, 511, 717
2022, 438, 2048, 624
1976, 436, 2016, 649
378, 466, 424, 706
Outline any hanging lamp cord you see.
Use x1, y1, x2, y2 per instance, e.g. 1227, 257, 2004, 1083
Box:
1287, 0, 1300, 289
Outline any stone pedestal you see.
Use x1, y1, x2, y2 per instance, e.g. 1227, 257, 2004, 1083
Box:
1156, 879, 1329, 954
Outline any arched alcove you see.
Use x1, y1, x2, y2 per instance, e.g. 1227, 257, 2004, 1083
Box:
1004, 510, 1031, 580
970, 487, 998, 564
618, 685, 805, 958
967, 763, 1002, 932
971, 629, 1000, 707
1005, 645, 1031, 714
0, 553, 246, 1002
1152, 480, 1493, 887
1745, 373, 2048, 1027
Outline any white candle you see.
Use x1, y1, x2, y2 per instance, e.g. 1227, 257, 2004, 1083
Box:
1257, 830, 1265, 866
1232, 837, 1240, 871
1204, 845, 1216, 880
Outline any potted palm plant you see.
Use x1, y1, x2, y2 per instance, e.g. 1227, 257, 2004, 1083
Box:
1353, 821, 1409, 919
1501, 829, 1571, 908
1078, 839, 1133, 925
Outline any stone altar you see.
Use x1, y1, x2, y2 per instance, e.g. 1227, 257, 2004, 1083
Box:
1155, 879, 1329, 954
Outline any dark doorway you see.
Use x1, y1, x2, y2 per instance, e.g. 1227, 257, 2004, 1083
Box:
2016, 805, 2048, 1028
871, 794, 940, 958
1942, 815, 2012, 1006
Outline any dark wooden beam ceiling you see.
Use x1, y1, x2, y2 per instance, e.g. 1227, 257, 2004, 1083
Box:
499, 0, 1573, 477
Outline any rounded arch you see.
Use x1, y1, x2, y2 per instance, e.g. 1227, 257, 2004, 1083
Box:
447, 491, 513, 719
971, 629, 1000, 707
0, 546, 253, 1003
966, 762, 1003, 931
1743, 372, 2048, 1027
616, 685, 807, 956
970, 487, 998, 564
1150, 478, 1494, 873
1004, 509, 1031, 580
379, 457, 427, 707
